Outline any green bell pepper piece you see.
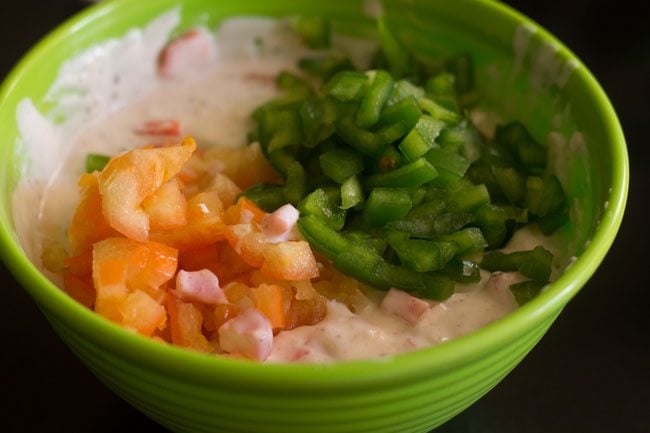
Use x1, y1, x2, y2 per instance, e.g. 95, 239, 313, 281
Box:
335, 115, 384, 156
363, 188, 413, 227
443, 258, 481, 284
340, 176, 364, 210
85, 153, 110, 173
389, 238, 458, 272
297, 214, 351, 257
284, 161, 307, 206
365, 158, 438, 189
298, 188, 347, 230
418, 97, 460, 123
241, 183, 287, 213
325, 71, 369, 102
356, 70, 395, 128
509, 280, 547, 305
437, 227, 488, 256
481, 246, 553, 282
398, 116, 445, 162
319, 147, 364, 183
525, 175, 566, 218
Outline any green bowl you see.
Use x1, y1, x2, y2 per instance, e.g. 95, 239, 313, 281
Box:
0, 0, 628, 432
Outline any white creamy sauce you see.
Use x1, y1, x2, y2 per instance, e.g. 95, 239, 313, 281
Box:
269, 281, 519, 362
15, 10, 560, 362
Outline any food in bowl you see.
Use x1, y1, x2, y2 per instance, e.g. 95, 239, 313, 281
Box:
17, 10, 571, 363
1, 1, 627, 432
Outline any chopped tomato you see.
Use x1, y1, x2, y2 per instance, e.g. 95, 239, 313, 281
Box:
313, 271, 370, 313
142, 178, 188, 231
64, 251, 93, 277
208, 173, 241, 208
62, 273, 95, 309
68, 173, 119, 255
92, 238, 134, 322
178, 244, 220, 275
65, 139, 341, 353
260, 241, 319, 281
284, 295, 328, 331
213, 303, 241, 330
150, 189, 226, 249
211, 244, 254, 284
98, 137, 196, 242
166, 291, 212, 352
204, 142, 279, 189
223, 281, 253, 307
92, 238, 177, 322
223, 196, 268, 225
120, 290, 167, 336
134, 119, 181, 136
249, 284, 286, 330
224, 223, 267, 267
126, 241, 178, 303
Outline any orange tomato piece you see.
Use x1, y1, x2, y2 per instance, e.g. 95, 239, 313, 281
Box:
93, 238, 178, 323
223, 281, 253, 307
120, 290, 167, 336
127, 241, 178, 303
64, 251, 93, 277
176, 150, 206, 187
284, 296, 328, 330
249, 284, 286, 330
213, 303, 241, 330
224, 223, 267, 267
98, 137, 196, 242
150, 189, 226, 250
142, 178, 188, 231
208, 173, 242, 208
200, 304, 218, 333
314, 270, 371, 313
203, 142, 279, 190
92, 239, 134, 322
223, 197, 267, 225
178, 244, 221, 275
62, 273, 95, 309
68, 173, 119, 255
260, 241, 319, 281
166, 291, 212, 352
211, 243, 254, 284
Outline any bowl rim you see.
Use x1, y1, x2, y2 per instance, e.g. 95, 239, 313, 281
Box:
0, 0, 629, 392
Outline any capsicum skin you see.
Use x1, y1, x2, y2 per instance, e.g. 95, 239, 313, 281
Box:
365, 158, 438, 189
298, 214, 454, 301
356, 70, 395, 129
240, 21, 566, 306
363, 188, 413, 227
298, 189, 347, 231
85, 153, 110, 173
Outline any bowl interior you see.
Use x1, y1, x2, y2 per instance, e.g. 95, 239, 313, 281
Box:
0, 0, 627, 395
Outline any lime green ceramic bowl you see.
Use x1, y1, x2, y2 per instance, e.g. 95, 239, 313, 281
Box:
0, 0, 627, 432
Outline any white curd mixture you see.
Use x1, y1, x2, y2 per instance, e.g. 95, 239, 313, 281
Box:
14, 10, 561, 362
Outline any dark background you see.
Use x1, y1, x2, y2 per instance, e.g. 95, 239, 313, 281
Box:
1, 1, 647, 432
